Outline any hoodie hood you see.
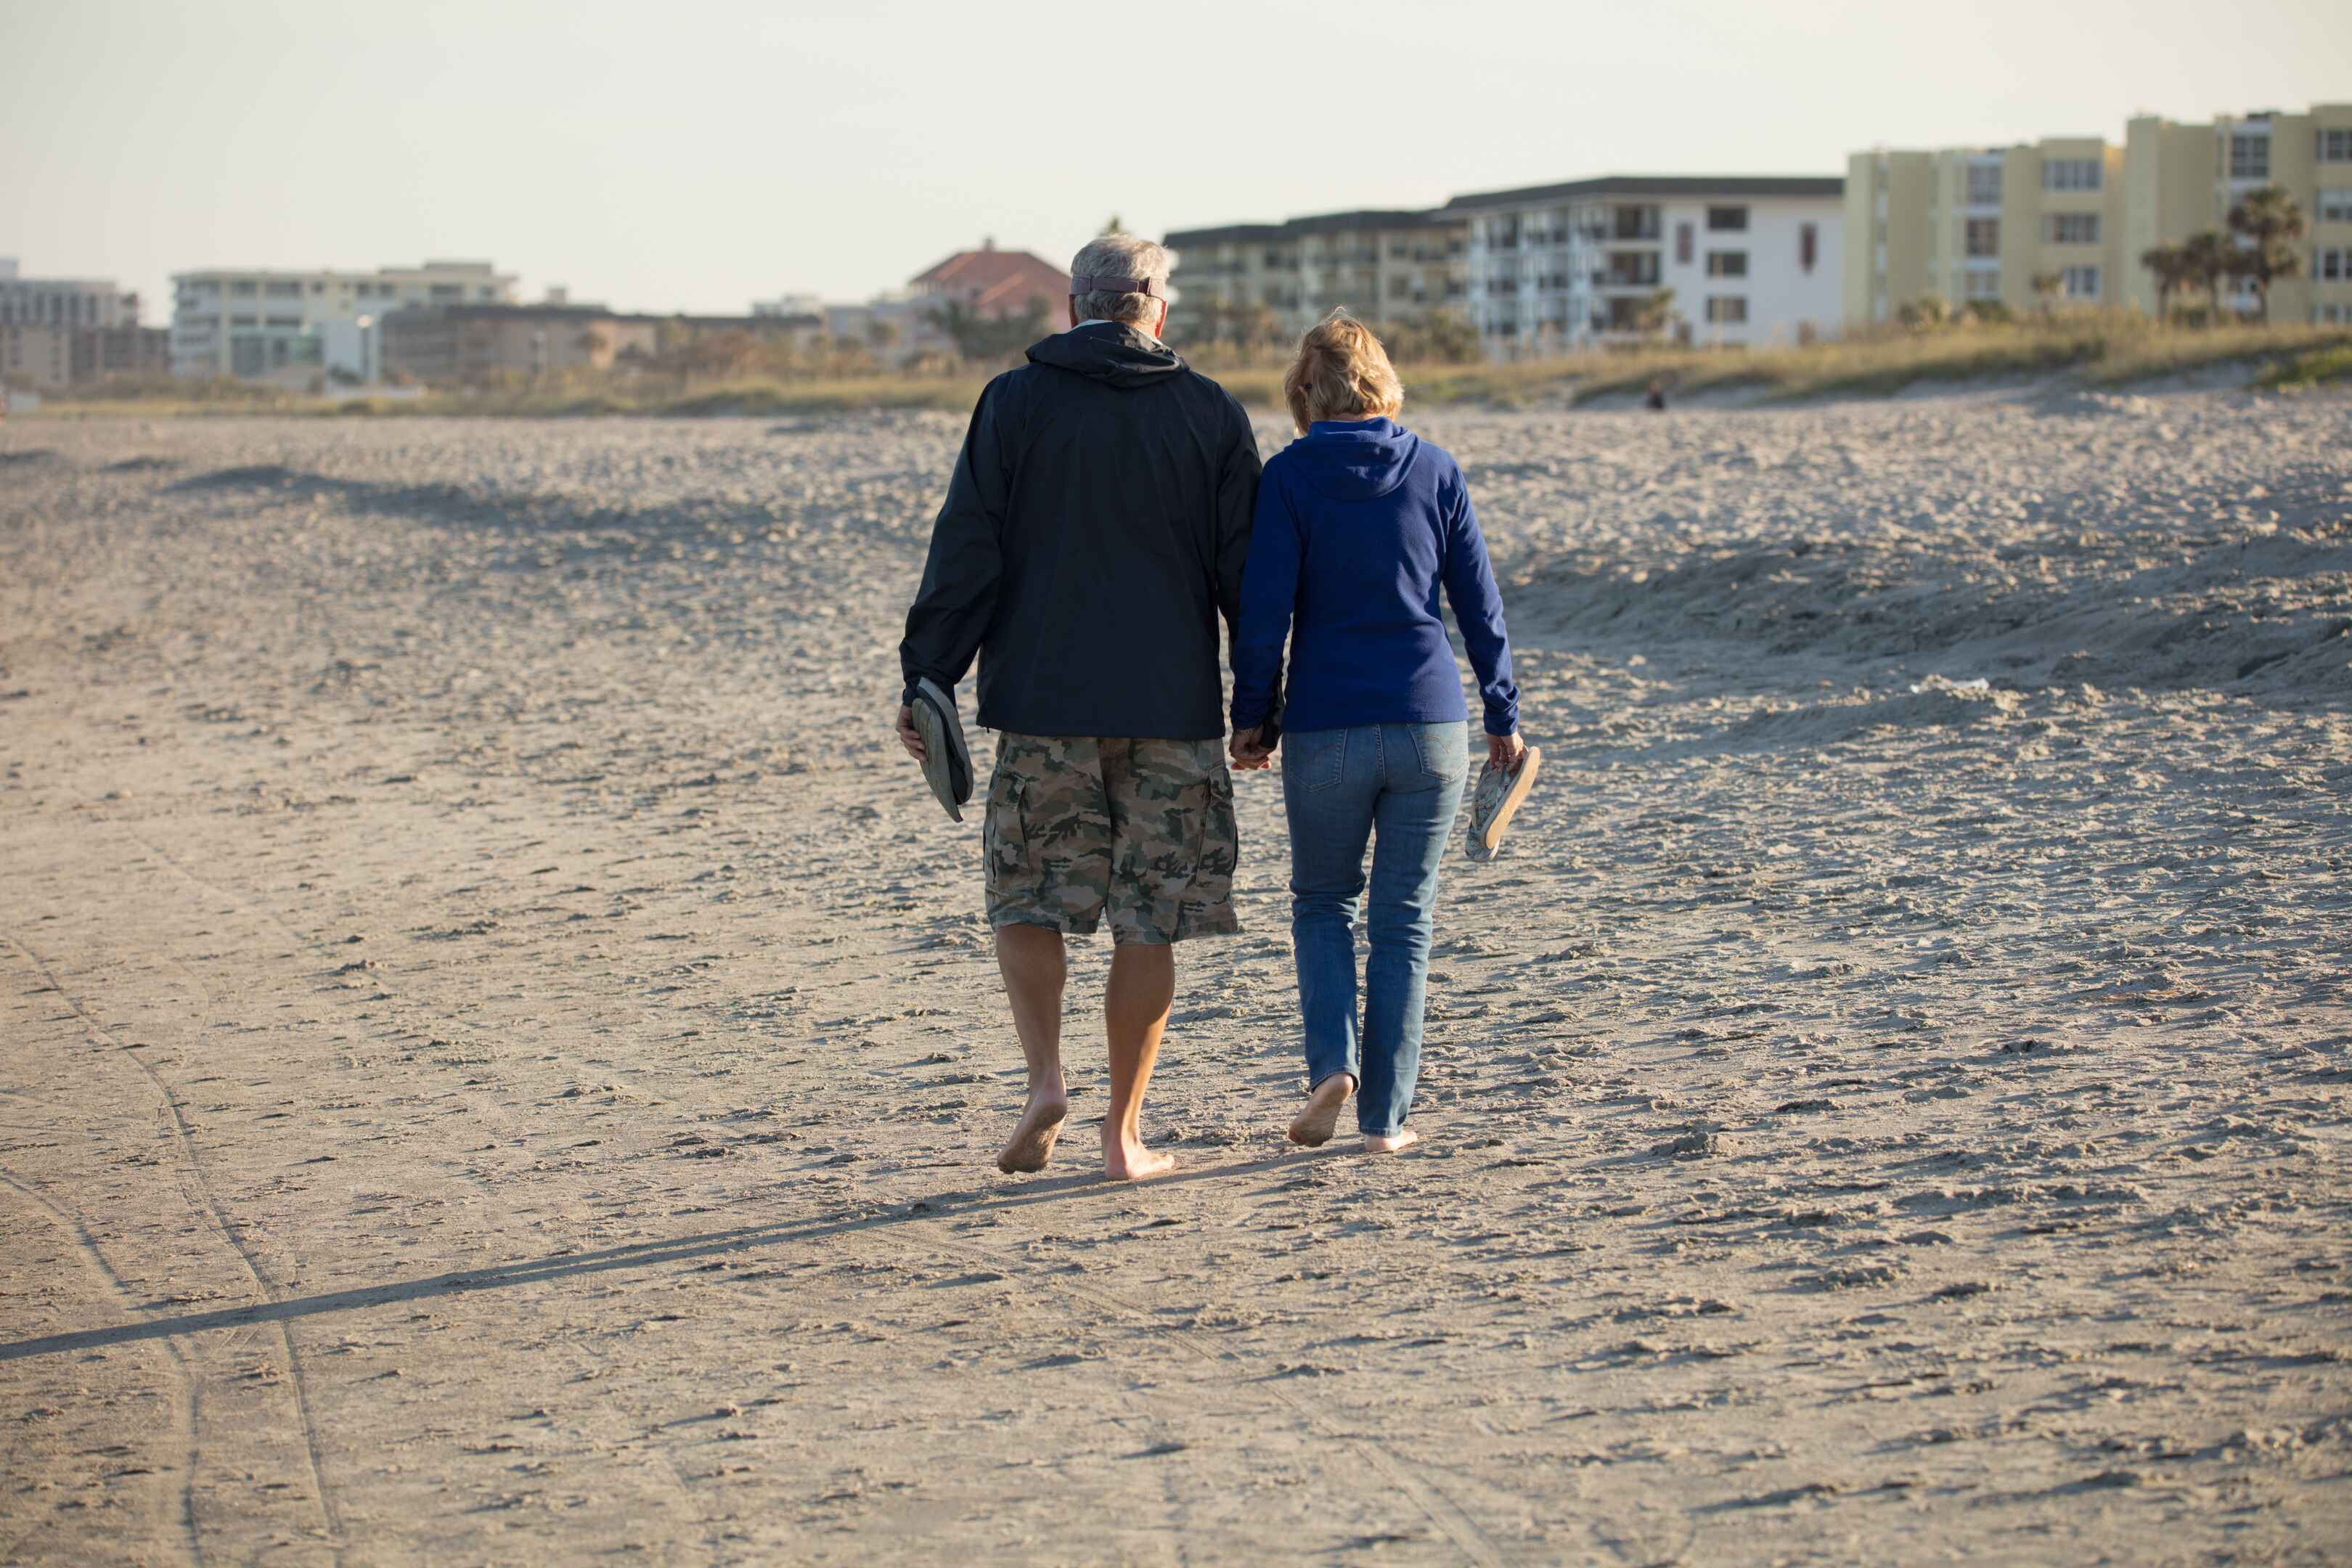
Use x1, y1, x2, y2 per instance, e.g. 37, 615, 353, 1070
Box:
1026, 321, 1186, 389
1290, 417, 1420, 501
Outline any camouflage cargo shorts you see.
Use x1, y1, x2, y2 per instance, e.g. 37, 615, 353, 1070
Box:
983, 734, 1239, 945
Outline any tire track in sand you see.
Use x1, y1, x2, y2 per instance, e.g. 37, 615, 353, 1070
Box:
114, 830, 725, 1548
0, 1167, 205, 1568
6, 931, 347, 1567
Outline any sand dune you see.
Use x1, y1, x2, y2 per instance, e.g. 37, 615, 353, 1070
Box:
1, 391, 2348, 1564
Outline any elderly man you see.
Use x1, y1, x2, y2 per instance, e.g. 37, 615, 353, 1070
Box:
897, 234, 1263, 1181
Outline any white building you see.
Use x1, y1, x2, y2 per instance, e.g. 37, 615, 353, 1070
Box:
170, 259, 518, 380
0, 257, 140, 329
753, 289, 930, 365
1448, 176, 1845, 356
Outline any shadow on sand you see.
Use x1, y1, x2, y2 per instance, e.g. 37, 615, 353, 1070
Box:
1, 1150, 1318, 1364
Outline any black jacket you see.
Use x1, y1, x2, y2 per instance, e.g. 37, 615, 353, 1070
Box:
899, 323, 1263, 739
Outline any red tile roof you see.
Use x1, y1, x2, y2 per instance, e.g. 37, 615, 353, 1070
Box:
910, 248, 1072, 317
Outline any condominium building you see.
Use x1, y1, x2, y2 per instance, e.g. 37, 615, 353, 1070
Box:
0, 258, 141, 330
2124, 104, 2352, 322
1845, 138, 2124, 321
1162, 209, 1468, 339
1850, 103, 2352, 325
170, 259, 518, 380
380, 303, 658, 385
1, 324, 73, 389
0, 321, 173, 391
1451, 176, 1844, 356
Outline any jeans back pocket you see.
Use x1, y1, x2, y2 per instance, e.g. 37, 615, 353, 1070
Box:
1405, 722, 1471, 788
1284, 728, 1348, 793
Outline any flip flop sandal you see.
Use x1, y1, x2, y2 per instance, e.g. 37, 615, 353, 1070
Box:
910, 676, 973, 822
1465, 745, 1542, 862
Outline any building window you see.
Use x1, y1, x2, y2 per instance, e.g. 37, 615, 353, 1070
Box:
1965, 164, 2002, 205
2062, 265, 2100, 299
2229, 133, 2270, 180
2043, 158, 2103, 192
1964, 218, 2001, 258
1707, 205, 1749, 232
2046, 213, 2102, 245
1612, 205, 1660, 240
2319, 128, 2352, 163
230, 314, 258, 327
1704, 296, 1748, 323
1675, 222, 1693, 265
1800, 221, 1818, 273
2319, 189, 2352, 224
1705, 251, 1748, 277
265, 280, 302, 298
230, 280, 258, 298
1964, 269, 2001, 301
2316, 248, 2351, 281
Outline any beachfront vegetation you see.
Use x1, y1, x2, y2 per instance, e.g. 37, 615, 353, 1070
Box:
2139, 186, 2307, 326
23, 315, 2352, 421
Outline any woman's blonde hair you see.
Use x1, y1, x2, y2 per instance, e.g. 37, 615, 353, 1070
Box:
1282, 310, 1404, 434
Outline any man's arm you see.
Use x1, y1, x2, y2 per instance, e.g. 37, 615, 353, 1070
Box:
1213, 399, 1269, 725
899, 381, 1013, 706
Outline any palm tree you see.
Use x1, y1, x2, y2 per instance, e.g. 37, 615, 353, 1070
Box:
2226, 186, 2306, 323
2179, 229, 2238, 322
2030, 271, 2065, 315
2139, 243, 2192, 321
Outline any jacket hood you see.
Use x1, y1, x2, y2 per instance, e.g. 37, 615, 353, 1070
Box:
1290, 417, 1420, 501
1026, 322, 1187, 388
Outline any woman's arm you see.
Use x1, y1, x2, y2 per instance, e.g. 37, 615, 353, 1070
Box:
1438, 470, 1521, 740
1228, 467, 1299, 735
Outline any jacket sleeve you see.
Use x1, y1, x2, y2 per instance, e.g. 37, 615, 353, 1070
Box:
899, 381, 1012, 703
1439, 467, 1520, 737
1228, 462, 1296, 732
1214, 400, 1263, 642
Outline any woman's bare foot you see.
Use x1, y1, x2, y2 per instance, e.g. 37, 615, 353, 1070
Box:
1101, 1135, 1176, 1182
1364, 1128, 1419, 1154
1287, 1072, 1357, 1147
996, 1092, 1069, 1174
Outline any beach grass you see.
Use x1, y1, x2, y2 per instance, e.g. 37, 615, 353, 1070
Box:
2252, 341, 2352, 391
20, 319, 2350, 420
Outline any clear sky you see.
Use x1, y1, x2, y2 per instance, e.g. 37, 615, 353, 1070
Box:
3, 0, 2345, 321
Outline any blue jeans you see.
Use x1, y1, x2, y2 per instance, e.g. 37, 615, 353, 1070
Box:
1282, 722, 1469, 1137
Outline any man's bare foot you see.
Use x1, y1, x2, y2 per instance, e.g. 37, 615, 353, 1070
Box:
996, 1093, 1069, 1174
1364, 1128, 1419, 1154
1101, 1138, 1177, 1182
1288, 1072, 1356, 1147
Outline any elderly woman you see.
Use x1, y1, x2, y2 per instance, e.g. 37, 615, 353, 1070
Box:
1228, 313, 1525, 1153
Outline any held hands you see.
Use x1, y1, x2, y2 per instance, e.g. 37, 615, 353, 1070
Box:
895, 704, 928, 763
1487, 730, 1527, 773
1228, 726, 1274, 772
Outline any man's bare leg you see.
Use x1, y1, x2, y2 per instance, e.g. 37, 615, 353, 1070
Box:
995, 923, 1070, 1174
1102, 941, 1177, 1180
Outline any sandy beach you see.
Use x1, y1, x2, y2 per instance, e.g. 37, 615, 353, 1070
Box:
2, 391, 2348, 1564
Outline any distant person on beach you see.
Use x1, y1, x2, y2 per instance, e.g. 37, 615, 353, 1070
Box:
1229, 313, 1525, 1154
897, 234, 1262, 1182
1645, 378, 1669, 411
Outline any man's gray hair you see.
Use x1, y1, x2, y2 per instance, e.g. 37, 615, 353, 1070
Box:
1069, 234, 1172, 325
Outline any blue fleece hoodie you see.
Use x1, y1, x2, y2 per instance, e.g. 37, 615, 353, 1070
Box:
1230, 417, 1518, 738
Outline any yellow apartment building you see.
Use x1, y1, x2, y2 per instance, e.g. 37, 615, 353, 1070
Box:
2124, 105, 2352, 322
1845, 138, 2125, 322
1850, 103, 2352, 325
